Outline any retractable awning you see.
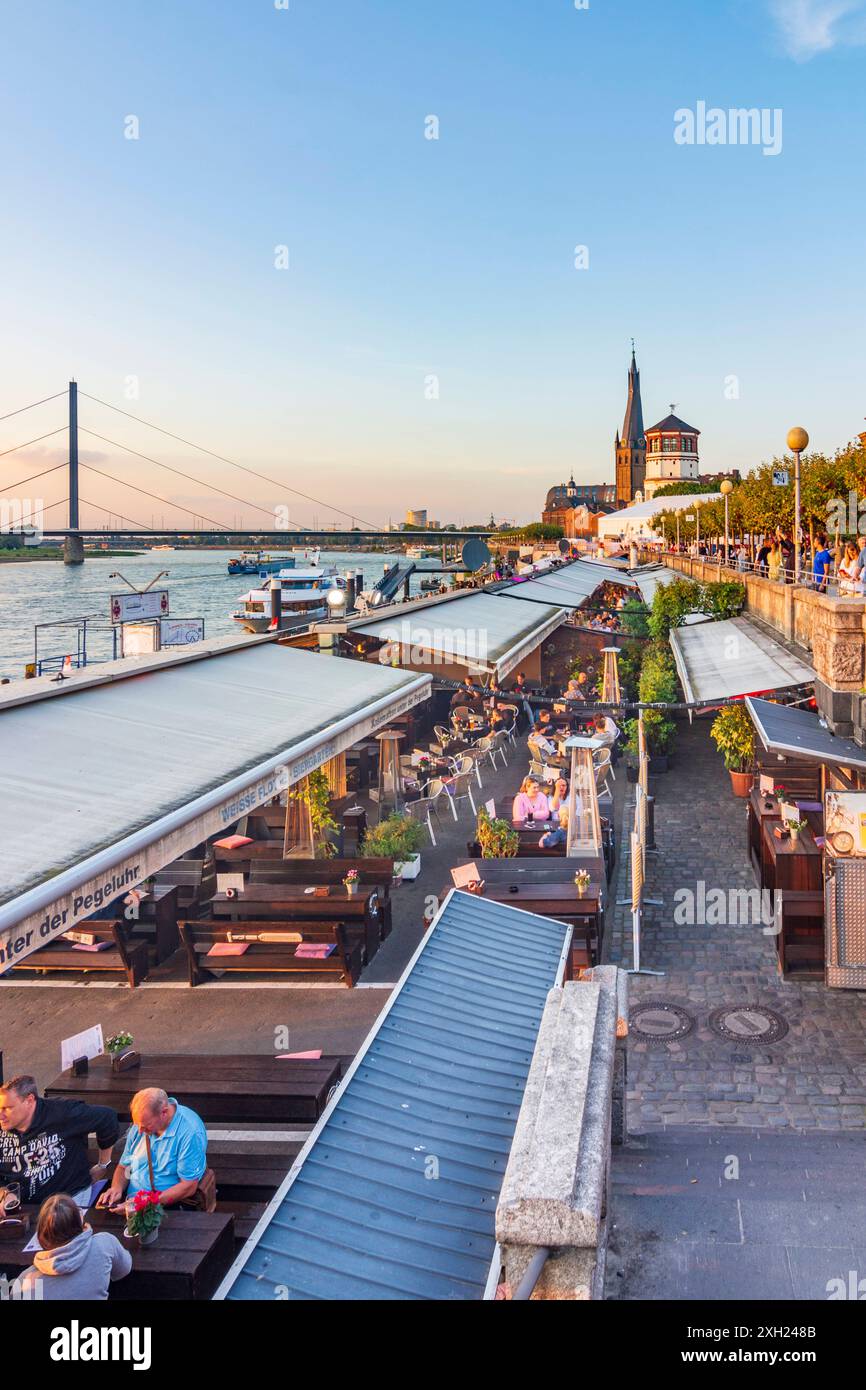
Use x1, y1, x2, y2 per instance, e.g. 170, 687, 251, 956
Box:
670, 617, 815, 704
217, 889, 571, 1302
746, 696, 866, 772
631, 566, 681, 606
0, 643, 430, 963
503, 560, 638, 611
353, 590, 566, 681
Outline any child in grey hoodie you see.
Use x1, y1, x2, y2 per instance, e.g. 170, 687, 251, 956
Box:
18, 1193, 132, 1301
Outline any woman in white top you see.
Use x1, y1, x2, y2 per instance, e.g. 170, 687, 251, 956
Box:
837, 542, 862, 595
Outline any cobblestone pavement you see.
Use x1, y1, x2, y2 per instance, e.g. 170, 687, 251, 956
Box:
606, 720, 866, 1132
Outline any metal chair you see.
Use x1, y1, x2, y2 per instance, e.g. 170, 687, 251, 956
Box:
593, 749, 614, 801
472, 735, 498, 774
433, 724, 453, 750
443, 769, 477, 820
489, 727, 510, 767
405, 780, 450, 847
499, 705, 520, 748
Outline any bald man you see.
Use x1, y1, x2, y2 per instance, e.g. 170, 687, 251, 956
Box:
97, 1088, 207, 1211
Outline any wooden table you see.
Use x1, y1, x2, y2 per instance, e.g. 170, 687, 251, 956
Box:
210, 883, 381, 963
761, 821, 823, 894
442, 868, 604, 970
46, 1053, 342, 1124
747, 788, 782, 884
1, 1208, 233, 1301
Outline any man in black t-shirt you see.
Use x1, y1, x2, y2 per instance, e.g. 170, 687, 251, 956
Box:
0, 1075, 118, 1207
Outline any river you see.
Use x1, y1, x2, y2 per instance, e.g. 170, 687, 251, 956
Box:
0, 547, 442, 680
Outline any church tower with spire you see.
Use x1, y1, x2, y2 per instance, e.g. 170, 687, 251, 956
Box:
615, 346, 646, 505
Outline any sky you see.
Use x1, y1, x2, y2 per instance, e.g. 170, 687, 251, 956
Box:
1, 0, 865, 531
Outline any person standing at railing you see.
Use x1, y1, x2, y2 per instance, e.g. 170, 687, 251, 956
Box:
812, 533, 832, 592
756, 537, 772, 577
838, 542, 862, 595
767, 539, 783, 582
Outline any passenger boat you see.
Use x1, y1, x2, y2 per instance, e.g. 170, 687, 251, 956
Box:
233, 563, 347, 632
227, 550, 294, 575
406, 544, 438, 559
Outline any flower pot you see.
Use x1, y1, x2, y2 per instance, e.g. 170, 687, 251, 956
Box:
648, 755, 670, 774
124, 1225, 159, 1247
729, 770, 752, 798
395, 853, 421, 881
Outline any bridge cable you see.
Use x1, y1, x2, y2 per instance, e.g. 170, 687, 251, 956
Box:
0, 429, 69, 460
78, 426, 299, 527
0, 461, 68, 492
78, 391, 382, 528
78, 462, 231, 531
0, 391, 68, 423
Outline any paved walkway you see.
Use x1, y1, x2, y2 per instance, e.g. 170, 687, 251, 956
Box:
607, 720, 866, 1133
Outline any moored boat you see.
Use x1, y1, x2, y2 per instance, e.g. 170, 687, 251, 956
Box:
233, 563, 346, 632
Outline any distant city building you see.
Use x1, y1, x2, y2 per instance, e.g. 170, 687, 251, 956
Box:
615, 349, 647, 506
405, 508, 428, 528
542, 477, 617, 538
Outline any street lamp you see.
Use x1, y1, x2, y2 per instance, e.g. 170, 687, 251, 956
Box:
720, 479, 733, 565
787, 427, 809, 584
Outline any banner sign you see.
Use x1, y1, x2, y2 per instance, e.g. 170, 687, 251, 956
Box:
160, 617, 205, 646
111, 590, 169, 624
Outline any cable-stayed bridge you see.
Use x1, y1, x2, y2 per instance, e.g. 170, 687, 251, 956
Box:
0, 382, 495, 562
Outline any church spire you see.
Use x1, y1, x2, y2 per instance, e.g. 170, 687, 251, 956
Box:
621, 344, 644, 446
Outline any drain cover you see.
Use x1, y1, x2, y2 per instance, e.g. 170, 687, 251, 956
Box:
630, 1002, 695, 1045
708, 1006, 788, 1045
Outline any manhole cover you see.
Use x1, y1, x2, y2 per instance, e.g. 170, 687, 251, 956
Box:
708, 1006, 788, 1045
630, 1002, 695, 1045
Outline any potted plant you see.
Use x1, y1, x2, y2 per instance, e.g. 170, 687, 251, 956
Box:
105, 1031, 138, 1074
290, 770, 338, 859
361, 814, 426, 879
476, 808, 519, 859
574, 868, 590, 898
124, 1190, 164, 1247
710, 703, 755, 797
787, 816, 807, 844
343, 868, 360, 896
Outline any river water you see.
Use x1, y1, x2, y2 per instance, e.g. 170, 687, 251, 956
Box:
0, 547, 440, 680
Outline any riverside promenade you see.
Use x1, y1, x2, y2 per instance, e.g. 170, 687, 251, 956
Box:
606, 719, 866, 1301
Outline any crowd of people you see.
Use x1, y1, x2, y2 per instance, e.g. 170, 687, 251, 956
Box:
0, 1073, 208, 1300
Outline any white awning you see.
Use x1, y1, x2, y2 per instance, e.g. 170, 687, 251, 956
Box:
670, 617, 815, 704
503, 560, 638, 610
746, 696, 866, 773
631, 566, 682, 605
353, 590, 565, 681
0, 644, 430, 961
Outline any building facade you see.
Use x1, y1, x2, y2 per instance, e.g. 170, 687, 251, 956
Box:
643, 413, 701, 499
614, 349, 647, 506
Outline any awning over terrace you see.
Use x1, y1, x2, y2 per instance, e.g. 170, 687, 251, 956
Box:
669, 617, 815, 705
745, 697, 866, 773
217, 889, 572, 1302
631, 565, 682, 606
0, 642, 431, 963
503, 560, 638, 611
352, 590, 566, 681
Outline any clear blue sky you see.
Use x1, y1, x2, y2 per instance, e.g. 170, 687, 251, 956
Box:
1, 0, 865, 529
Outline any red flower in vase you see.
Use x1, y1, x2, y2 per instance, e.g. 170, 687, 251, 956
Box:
133, 1189, 162, 1213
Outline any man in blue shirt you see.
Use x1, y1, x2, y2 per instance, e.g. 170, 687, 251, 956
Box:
812, 533, 832, 592
97, 1089, 207, 1210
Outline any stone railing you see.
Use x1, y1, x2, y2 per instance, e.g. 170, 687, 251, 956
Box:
662, 554, 866, 738
494, 965, 627, 1300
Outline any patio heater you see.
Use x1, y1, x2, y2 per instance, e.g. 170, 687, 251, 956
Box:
563, 736, 603, 865
601, 647, 621, 707
374, 728, 405, 820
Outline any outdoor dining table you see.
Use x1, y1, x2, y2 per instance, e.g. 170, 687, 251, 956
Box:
441, 866, 604, 970
209, 883, 382, 963
45, 1052, 342, 1124
1, 1208, 234, 1301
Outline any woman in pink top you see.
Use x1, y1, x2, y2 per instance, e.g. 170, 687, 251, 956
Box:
512, 777, 551, 823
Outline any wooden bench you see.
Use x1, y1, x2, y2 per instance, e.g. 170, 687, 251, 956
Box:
154, 857, 213, 911
178, 920, 362, 987
213, 848, 395, 940
9, 920, 148, 988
